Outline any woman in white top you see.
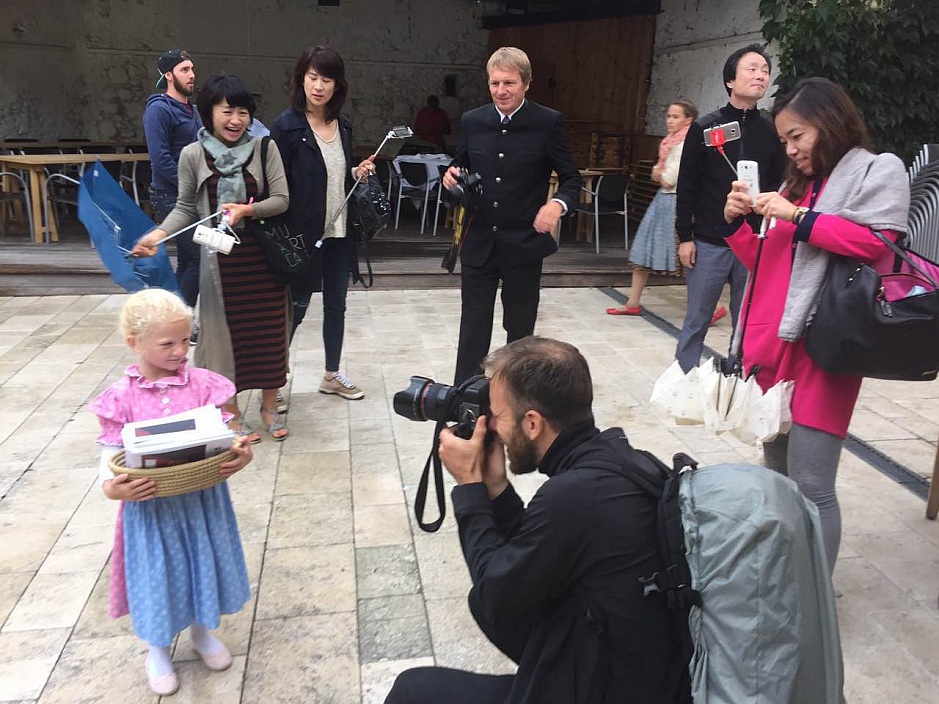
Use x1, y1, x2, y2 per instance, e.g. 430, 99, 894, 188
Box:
271, 46, 375, 401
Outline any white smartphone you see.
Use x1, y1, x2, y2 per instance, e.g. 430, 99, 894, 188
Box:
736, 160, 760, 206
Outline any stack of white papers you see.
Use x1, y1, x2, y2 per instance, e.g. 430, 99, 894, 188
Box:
121, 404, 234, 469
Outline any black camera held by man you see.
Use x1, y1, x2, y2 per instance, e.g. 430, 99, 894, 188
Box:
443, 168, 483, 208
393, 375, 490, 532
394, 375, 489, 438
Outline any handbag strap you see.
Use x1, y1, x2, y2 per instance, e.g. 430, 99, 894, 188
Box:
258, 136, 271, 201
358, 237, 374, 288
870, 229, 938, 287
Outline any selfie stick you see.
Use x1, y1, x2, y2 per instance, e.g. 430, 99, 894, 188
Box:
321, 125, 414, 237
709, 130, 739, 177
758, 182, 787, 237
147, 210, 233, 246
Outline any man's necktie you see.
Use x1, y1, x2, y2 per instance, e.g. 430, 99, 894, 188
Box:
502, 115, 510, 125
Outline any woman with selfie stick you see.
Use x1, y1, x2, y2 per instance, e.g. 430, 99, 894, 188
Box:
132, 74, 290, 443
722, 78, 908, 572
271, 46, 376, 402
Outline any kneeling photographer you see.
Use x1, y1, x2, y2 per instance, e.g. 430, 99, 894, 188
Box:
386, 337, 690, 704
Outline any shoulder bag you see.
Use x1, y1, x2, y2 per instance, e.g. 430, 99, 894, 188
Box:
247, 137, 313, 286
349, 173, 391, 288
805, 230, 939, 381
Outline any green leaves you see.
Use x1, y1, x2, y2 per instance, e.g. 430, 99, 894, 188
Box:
759, 0, 939, 161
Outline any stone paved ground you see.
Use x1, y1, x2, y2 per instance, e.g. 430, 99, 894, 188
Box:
0, 285, 937, 703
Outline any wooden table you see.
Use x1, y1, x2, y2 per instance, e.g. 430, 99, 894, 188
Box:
0, 153, 150, 243
547, 168, 603, 242
0, 140, 145, 153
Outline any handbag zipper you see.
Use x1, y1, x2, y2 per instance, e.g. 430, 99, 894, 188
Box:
878, 287, 893, 317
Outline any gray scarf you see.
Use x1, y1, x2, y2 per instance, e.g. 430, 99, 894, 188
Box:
197, 128, 257, 207
777, 148, 910, 341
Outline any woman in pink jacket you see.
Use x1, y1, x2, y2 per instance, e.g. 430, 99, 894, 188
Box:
723, 77, 909, 572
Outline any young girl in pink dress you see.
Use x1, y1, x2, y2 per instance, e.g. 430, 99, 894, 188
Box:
90, 289, 253, 696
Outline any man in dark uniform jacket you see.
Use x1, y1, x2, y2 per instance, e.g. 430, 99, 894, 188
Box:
385, 337, 691, 704
445, 47, 581, 384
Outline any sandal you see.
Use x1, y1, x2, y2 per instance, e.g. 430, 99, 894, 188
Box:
607, 305, 641, 316
260, 405, 289, 441
229, 415, 262, 445
709, 305, 728, 326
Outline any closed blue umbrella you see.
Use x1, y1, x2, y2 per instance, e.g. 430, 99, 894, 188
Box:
78, 160, 180, 294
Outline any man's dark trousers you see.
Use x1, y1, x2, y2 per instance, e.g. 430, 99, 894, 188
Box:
150, 187, 199, 308
454, 255, 543, 384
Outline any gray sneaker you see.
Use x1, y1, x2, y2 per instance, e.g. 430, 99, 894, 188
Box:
319, 373, 364, 400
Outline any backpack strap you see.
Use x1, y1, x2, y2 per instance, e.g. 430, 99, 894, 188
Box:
696, 108, 727, 130
637, 450, 700, 611
589, 444, 701, 611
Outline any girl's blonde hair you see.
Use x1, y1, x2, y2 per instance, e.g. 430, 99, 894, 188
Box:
118, 289, 192, 340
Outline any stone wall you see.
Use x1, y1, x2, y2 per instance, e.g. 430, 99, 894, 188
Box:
645, 0, 774, 135
0, 0, 490, 146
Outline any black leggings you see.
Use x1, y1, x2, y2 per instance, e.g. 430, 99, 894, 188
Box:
384, 667, 514, 704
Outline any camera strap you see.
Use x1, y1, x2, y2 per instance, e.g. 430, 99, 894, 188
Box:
414, 377, 481, 533
414, 418, 449, 532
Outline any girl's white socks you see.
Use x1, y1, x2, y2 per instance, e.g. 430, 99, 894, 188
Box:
146, 645, 174, 678
189, 623, 226, 655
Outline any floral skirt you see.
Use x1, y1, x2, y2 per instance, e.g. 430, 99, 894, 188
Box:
628, 190, 682, 276
112, 482, 250, 646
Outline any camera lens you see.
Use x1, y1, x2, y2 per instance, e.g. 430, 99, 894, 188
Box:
393, 376, 432, 421
392, 376, 459, 422
421, 383, 457, 422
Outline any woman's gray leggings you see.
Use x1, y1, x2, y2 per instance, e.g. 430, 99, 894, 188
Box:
762, 423, 845, 574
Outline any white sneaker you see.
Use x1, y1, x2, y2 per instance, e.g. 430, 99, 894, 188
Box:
319, 373, 364, 400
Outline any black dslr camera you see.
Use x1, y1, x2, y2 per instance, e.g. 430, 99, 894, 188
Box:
394, 375, 491, 533
443, 168, 483, 208
393, 375, 490, 439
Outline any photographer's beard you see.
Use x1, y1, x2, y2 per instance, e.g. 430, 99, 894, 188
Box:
505, 426, 539, 476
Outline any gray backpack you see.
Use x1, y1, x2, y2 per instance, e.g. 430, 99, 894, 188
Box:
677, 460, 843, 703
592, 435, 843, 703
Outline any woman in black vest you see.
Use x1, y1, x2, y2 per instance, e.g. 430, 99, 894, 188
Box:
271, 46, 374, 401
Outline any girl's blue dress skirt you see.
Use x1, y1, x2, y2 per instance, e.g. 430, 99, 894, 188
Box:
123, 481, 249, 646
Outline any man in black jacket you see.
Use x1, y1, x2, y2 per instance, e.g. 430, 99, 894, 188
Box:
445, 47, 581, 384
674, 44, 785, 372
386, 337, 690, 704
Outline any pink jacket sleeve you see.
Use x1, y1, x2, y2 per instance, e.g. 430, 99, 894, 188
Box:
725, 221, 760, 270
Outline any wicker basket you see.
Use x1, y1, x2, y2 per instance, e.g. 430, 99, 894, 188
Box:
108, 450, 236, 498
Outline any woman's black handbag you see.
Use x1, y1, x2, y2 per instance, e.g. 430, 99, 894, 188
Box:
805, 230, 939, 381
250, 137, 313, 286
349, 174, 390, 243
349, 173, 390, 288
248, 214, 312, 286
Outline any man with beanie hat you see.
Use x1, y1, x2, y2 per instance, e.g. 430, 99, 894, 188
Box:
143, 49, 202, 306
